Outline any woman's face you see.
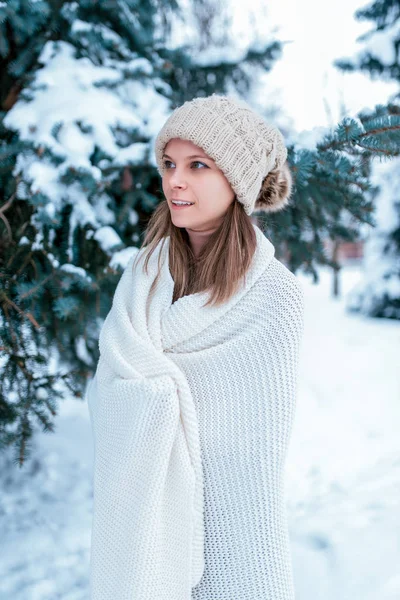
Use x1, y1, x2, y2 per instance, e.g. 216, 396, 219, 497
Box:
161, 138, 235, 231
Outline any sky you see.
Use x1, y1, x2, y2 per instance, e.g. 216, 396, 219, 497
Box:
221, 0, 398, 131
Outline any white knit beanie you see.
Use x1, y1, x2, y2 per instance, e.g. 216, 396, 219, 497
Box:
154, 93, 292, 216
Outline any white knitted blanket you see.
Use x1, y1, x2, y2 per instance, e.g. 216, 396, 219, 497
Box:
86, 223, 304, 600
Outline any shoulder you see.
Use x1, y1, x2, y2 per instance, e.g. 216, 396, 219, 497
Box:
272, 257, 304, 305
129, 237, 167, 276
252, 257, 305, 346
258, 256, 304, 312
118, 243, 151, 282
109, 247, 144, 304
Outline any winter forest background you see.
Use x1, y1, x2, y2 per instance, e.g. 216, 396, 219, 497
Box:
0, 0, 399, 598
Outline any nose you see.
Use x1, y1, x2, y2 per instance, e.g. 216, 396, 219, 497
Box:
169, 166, 187, 190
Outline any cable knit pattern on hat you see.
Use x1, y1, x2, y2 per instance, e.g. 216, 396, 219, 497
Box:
154, 94, 288, 215
86, 223, 304, 599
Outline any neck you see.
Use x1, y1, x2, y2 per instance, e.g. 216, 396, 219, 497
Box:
185, 224, 220, 259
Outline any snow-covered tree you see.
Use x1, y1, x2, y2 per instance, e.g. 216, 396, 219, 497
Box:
0, 0, 286, 463
335, 0, 400, 319
1, 0, 399, 464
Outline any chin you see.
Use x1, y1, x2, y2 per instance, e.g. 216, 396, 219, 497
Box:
170, 213, 194, 224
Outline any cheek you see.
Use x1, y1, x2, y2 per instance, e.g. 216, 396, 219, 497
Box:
161, 175, 173, 198
208, 174, 234, 203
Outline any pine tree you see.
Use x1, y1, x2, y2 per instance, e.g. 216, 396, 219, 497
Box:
0, 0, 287, 464
2, 0, 400, 465
334, 0, 400, 319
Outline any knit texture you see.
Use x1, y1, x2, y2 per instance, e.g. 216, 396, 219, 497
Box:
86, 223, 305, 600
154, 94, 288, 215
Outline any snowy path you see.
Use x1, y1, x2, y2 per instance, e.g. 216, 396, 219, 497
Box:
0, 265, 399, 599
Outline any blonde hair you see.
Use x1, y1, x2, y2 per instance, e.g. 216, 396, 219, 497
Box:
132, 199, 257, 308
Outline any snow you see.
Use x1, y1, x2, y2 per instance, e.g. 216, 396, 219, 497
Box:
60, 264, 93, 281
89, 193, 115, 225
290, 125, 332, 150
93, 226, 123, 254
46, 252, 60, 268
370, 158, 400, 232
75, 336, 94, 367
345, 157, 400, 318
1, 264, 399, 599
70, 19, 131, 56
190, 43, 250, 66
112, 141, 148, 166
109, 246, 139, 270
16, 155, 65, 212
356, 19, 400, 68
3, 38, 170, 268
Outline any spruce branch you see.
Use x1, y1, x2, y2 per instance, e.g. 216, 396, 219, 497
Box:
0, 191, 16, 240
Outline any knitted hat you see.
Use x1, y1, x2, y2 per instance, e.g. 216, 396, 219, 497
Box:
154, 93, 292, 216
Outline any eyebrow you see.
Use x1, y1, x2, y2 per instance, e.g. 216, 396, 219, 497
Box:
162, 153, 213, 161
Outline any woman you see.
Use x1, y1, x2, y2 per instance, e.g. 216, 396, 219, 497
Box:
87, 94, 305, 600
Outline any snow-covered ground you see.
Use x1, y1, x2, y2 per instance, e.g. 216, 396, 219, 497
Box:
1, 263, 399, 600
289, 265, 400, 600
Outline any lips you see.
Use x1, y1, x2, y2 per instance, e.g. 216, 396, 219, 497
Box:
170, 201, 194, 210
170, 199, 195, 210
171, 199, 194, 205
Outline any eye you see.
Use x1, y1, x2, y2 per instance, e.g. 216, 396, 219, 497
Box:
162, 159, 209, 170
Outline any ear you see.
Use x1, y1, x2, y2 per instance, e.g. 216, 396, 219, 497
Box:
254, 161, 293, 213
